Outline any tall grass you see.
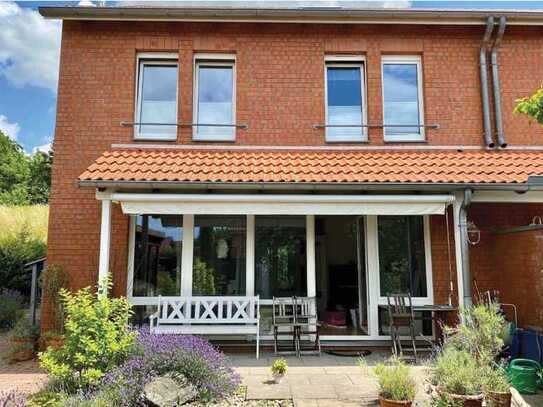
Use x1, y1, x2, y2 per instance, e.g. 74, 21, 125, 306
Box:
0, 205, 48, 296
0, 205, 48, 245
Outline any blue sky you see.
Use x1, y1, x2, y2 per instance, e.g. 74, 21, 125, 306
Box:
2, 0, 543, 153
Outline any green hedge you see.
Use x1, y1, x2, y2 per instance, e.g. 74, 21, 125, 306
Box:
0, 205, 48, 295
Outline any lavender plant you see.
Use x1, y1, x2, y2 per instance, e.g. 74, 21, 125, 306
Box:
0, 390, 27, 407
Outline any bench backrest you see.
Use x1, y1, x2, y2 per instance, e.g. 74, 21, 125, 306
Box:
157, 296, 260, 325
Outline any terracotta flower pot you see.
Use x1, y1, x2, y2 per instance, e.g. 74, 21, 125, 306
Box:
486, 391, 512, 407
10, 338, 35, 362
447, 393, 484, 407
43, 336, 65, 350
379, 396, 413, 407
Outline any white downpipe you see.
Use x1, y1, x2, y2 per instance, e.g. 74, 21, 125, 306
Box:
453, 192, 466, 307
98, 199, 112, 297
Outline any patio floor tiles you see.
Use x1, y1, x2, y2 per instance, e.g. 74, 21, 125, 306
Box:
290, 384, 338, 399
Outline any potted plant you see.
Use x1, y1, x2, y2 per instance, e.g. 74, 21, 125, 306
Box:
270, 358, 288, 384
432, 347, 485, 407
9, 317, 39, 362
374, 360, 416, 407
40, 265, 69, 349
483, 365, 511, 407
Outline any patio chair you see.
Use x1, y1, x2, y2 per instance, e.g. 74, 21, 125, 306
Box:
294, 296, 321, 356
386, 293, 418, 363
272, 296, 298, 355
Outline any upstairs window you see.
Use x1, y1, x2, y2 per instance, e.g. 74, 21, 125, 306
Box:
325, 56, 366, 142
382, 55, 425, 142
135, 53, 178, 140
193, 54, 236, 141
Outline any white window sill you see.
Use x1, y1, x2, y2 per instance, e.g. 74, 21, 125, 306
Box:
134, 135, 178, 142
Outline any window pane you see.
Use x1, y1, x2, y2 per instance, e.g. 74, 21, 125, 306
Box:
139, 64, 178, 137
193, 215, 246, 296
255, 216, 307, 299
196, 65, 234, 139
382, 63, 420, 136
378, 216, 427, 297
133, 215, 182, 297
326, 67, 363, 141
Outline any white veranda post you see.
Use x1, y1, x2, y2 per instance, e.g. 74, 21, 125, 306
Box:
98, 199, 112, 297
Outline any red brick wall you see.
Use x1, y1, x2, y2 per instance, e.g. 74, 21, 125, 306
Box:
45, 20, 543, 329
469, 203, 543, 329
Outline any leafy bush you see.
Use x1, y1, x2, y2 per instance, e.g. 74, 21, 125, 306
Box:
0, 288, 25, 330
40, 265, 70, 334
270, 358, 288, 376
0, 205, 47, 295
432, 347, 484, 396
374, 360, 416, 402
39, 284, 136, 390
483, 364, 511, 394
443, 303, 505, 366
514, 85, 543, 125
76, 331, 240, 406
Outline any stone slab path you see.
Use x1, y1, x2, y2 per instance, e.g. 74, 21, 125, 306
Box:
0, 334, 47, 394
229, 351, 430, 406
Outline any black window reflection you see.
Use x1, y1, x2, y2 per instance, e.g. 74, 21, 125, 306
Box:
192, 215, 246, 296
133, 215, 182, 297
378, 216, 427, 297
255, 216, 307, 299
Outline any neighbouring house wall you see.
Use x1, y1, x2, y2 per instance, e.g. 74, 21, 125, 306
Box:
469, 203, 543, 329
46, 19, 543, 330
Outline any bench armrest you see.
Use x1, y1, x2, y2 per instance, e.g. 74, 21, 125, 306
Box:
149, 312, 159, 330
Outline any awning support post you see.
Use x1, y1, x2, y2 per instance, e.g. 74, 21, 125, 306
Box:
98, 199, 112, 298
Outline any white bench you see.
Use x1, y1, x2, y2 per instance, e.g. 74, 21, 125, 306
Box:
150, 295, 260, 358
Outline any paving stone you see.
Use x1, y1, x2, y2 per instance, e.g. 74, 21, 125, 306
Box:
308, 374, 352, 386
323, 366, 362, 375
293, 399, 318, 407
335, 384, 379, 400
317, 400, 364, 407
290, 385, 337, 399
245, 384, 292, 400
288, 367, 327, 375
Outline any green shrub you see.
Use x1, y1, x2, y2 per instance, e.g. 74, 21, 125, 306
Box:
0, 205, 48, 295
374, 360, 416, 402
38, 281, 136, 390
41, 265, 70, 334
0, 289, 25, 330
270, 358, 288, 376
443, 303, 505, 366
432, 347, 484, 396
483, 364, 510, 394
27, 390, 66, 407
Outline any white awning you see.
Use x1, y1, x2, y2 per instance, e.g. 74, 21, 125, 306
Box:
105, 193, 454, 216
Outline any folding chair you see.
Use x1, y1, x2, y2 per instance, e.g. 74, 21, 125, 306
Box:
295, 296, 321, 356
272, 296, 298, 355
387, 293, 418, 363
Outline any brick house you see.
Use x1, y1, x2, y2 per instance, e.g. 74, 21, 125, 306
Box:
40, 4, 543, 347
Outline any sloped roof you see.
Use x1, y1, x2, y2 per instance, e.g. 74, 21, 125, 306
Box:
78, 148, 543, 186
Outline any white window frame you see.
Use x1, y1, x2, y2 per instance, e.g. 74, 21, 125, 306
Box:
324, 55, 368, 142
134, 52, 179, 141
193, 53, 236, 141
381, 55, 425, 142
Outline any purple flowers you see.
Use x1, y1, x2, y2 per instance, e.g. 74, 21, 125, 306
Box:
88, 331, 240, 405
0, 390, 27, 407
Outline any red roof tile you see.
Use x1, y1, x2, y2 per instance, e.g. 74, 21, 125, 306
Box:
78, 149, 543, 185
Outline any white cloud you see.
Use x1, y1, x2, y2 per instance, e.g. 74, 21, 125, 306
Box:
0, 2, 61, 92
33, 142, 52, 154
0, 114, 20, 141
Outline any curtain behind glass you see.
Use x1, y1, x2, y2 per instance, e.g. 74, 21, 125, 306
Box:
378, 216, 427, 297
255, 216, 307, 299
193, 215, 246, 296
133, 215, 182, 297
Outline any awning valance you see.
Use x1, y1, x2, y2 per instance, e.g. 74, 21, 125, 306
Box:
105, 193, 454, 216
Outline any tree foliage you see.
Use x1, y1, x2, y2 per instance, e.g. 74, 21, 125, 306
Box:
0, 130, 52, 205
514, 85, 543, 125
